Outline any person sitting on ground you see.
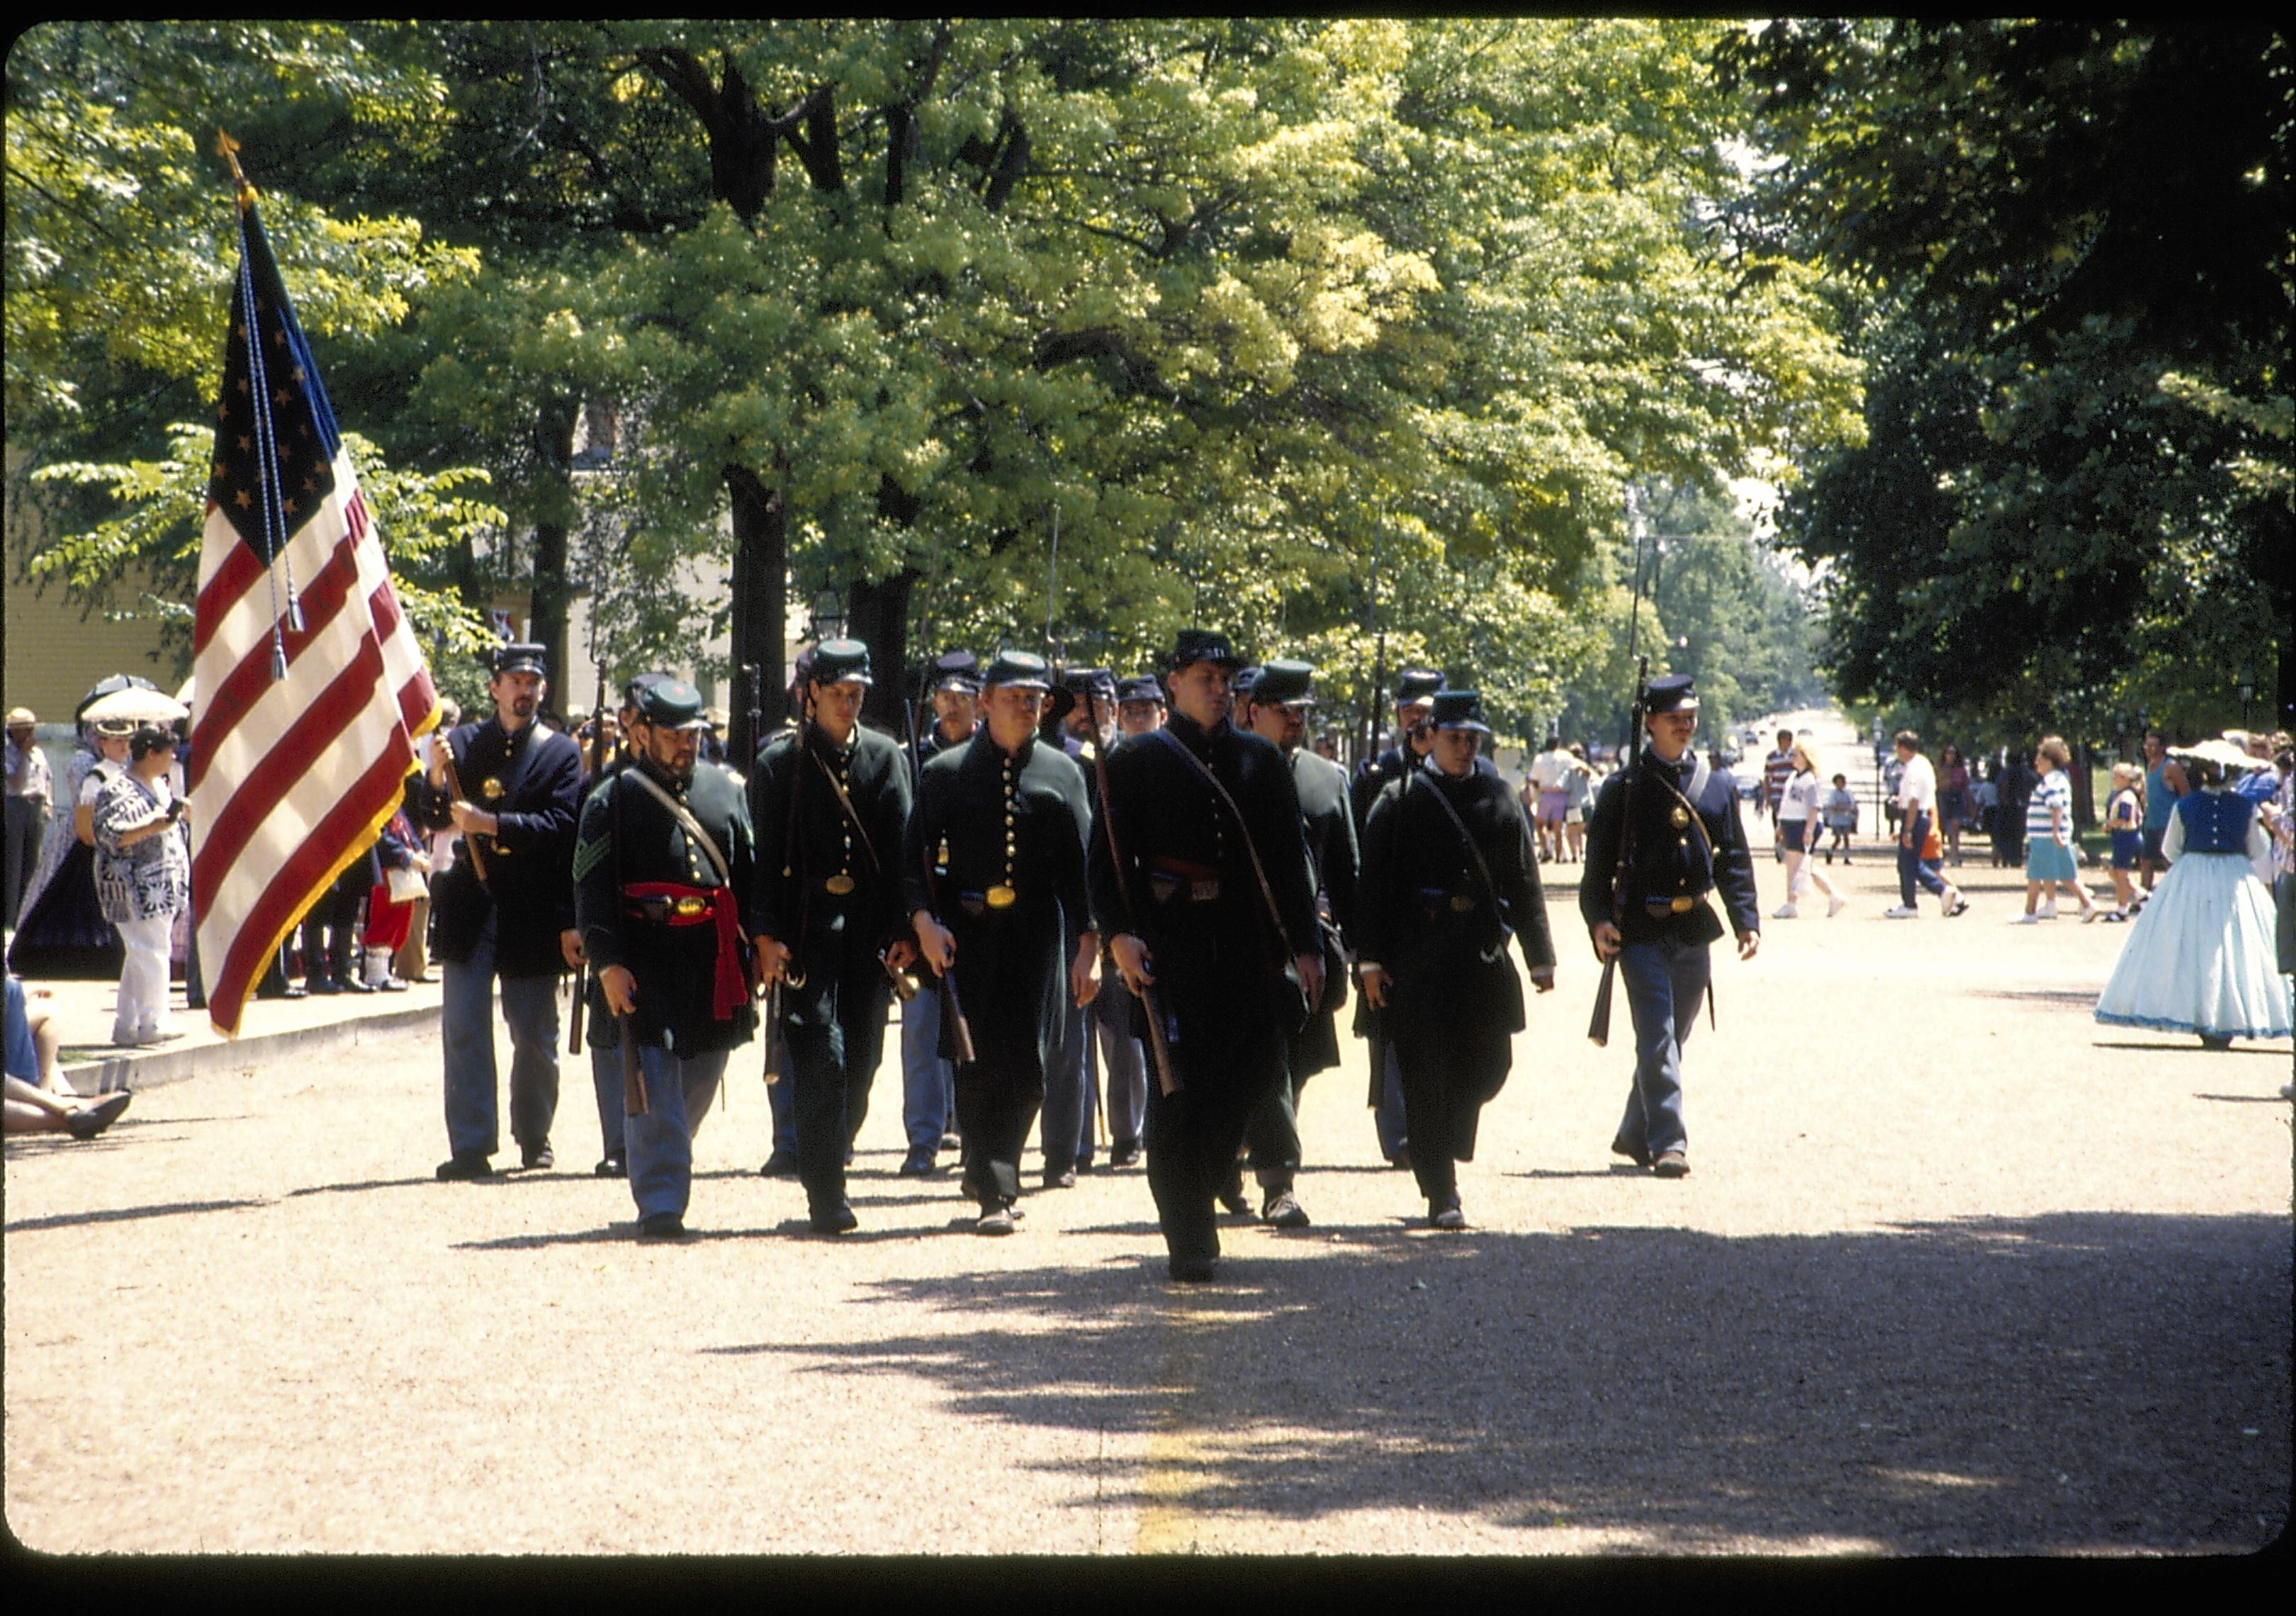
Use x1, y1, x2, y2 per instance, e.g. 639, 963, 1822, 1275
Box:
4, 973, 131, 1137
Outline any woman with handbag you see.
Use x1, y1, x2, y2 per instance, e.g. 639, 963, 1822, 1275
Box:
1357, 690, 1555, 1230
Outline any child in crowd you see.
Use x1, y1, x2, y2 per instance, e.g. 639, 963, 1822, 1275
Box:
1822, 773, 1857, 863
2103, 761, 2144, 921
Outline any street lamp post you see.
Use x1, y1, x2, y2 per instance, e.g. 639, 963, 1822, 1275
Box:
2238, 663, 2255, 731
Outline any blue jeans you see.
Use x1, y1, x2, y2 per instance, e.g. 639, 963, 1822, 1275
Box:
899, 984, 955, 1154
1897, 809, 1949, 907
623, 1043, 727, 1220
1616, 935, 1711, 1160
441, 913, 561, 1160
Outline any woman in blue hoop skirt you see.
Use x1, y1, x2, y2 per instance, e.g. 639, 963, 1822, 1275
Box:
2094, 754, 2292, 1049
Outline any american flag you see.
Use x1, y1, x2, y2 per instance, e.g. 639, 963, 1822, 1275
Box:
190, 191, 437, 1035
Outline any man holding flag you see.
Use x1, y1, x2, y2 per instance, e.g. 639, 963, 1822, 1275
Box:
188, 142, 439, 1043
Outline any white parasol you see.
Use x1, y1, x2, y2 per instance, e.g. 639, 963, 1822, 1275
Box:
79, 687, 190, 727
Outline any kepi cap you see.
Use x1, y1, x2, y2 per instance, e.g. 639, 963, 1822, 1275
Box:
1116, 675, 1166, 707
930, 651, 981, 694
1168, 628, 1244, 673
809, 638, 874, 687
1251, 660, 1317, 707
1643, 673, 1699, 714
635, 678, 712, 731
1393, 668, 1444, 705
492, 642, 547, 678
1429, 689, 1491, 735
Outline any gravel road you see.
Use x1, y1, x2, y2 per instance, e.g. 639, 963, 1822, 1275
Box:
6, 849, 2288, 1556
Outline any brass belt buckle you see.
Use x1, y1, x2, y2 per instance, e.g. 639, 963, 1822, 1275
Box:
1447, 894, 1475, 914
1191, 878, 1220, 902
1671, 895, 1695, 914
674, 896, 709, 919
824, 872, 857, 897
984, 883, 1017, 909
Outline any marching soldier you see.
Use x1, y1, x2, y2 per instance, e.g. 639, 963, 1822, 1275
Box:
419, 643, 585, 1181
1089, 629, 1324, 1283
1232, 659, 1359, 1228
577, 671, 667, 1179
904, 651, 1098, 1234
1358, 690, 1555, 1228
1579, 673, 1760, 1179
574, 678, 763, 1238
750, 639, 918, 1235
1115, 675, 1166, 739
1349, 668, 1446, 833
1041, 666, 1115, 1187
896, 649, 981, 1179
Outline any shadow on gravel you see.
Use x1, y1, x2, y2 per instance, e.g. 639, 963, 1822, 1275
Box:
6, 1196, 271, 1232
716, 1211, 2290, 1554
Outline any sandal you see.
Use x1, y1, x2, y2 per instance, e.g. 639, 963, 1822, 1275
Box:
1945, 896, 1970, 918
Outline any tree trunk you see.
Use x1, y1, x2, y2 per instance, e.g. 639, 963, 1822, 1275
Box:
725, 461, 788, 757
527, 393, 580, 702
846, 570, 916, 733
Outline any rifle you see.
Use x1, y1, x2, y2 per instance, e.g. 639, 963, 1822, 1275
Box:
619, 1008, 648, 1115
569, 654, 612, 1056
1082, 685, 1180, 1096
1588, 511, 1658, 1047
760, 673, 811, 1086
436, 746, 490, 891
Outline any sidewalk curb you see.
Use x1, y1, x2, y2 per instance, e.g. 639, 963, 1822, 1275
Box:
69, 1002, 440, 1094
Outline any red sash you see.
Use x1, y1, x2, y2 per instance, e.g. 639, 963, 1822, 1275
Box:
624, 880, 745, 1021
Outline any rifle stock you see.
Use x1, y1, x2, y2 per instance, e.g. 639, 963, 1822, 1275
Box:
436, 748, 490, 889
619, 1010, 648, 1116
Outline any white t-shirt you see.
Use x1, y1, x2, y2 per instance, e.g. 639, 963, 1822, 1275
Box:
1529, 746, 1574, 792
1893, 752, 1936, 817
1778, 768, 1823, 823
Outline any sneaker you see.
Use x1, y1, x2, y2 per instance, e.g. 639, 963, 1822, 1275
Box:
1881, 906, 1920, 919
2036, 902, 2058, 921
1262, 1191, 1312, 1230
2010, 912, 2042, 925
519, 1143, 554, 1172
1771, 902, 1799, 920
2081, 902, 2103, 924
1826, 894, 1847, 919
1943, 891, 1969, 917
594, 1156, 627, 1178
2103, 908, 2129, 923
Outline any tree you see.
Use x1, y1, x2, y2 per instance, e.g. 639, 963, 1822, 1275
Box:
1723, 21, 2292, 743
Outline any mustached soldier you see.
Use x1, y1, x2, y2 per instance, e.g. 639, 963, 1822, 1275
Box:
750, 639, 918, 1235
422, 643, 584, 1182
1358, 690, 1556, 1228
578, 670, 668, 1179
1090, 629, 1324, 1283
905, 651, 1098, 1233
575, 679, 763, 1238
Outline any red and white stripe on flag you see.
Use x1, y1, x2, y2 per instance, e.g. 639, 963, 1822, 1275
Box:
189, 452, 438, 1035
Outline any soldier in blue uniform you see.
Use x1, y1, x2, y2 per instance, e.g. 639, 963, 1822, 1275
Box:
1115, 675, 1166, 740
576, 671, 667, 1178
905, 651, 1099, 1233
1040, 666, 1116, 1188
575, 679, 763, 1238
1089, 629, 1324, 1282
419, 643, 585, 1180
1358, 690, 1555, 1228
897, 649, 982, 1177
1349, 668, 1444, 1169
1578, 673, 1760, 1178
750, 639, 918, 1235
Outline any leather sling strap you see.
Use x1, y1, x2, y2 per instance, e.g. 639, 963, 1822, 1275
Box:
806, 746, 885, 879
619, 765, 732, 887
1147, 727, 1297, 960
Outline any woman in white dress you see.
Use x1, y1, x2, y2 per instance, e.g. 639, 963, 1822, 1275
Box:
2094, 749, 2292, 1049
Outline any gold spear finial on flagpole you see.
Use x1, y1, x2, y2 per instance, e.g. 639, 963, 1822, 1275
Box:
216, 129, 256, 211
